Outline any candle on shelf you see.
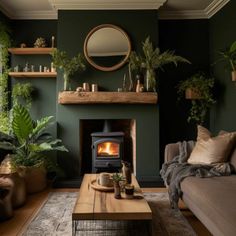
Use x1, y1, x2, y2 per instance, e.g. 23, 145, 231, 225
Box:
51, 36, 55, 48
92, 84, 98, 92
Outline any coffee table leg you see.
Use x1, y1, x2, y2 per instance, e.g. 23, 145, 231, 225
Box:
72, 220, 77, 236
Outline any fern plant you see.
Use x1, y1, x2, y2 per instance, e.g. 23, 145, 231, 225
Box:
129, 37, 190, 91
51, 49, 86, 90
0, 104, 68, 167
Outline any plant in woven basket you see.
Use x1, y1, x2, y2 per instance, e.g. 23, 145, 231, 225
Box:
0, 104, 68, 193
177, 73, 216, 125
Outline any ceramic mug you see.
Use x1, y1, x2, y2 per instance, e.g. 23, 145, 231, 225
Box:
125, 184, 134, 199
98, 173, 113, 187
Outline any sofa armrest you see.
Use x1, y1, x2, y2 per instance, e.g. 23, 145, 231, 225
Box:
164, 143, 179, 163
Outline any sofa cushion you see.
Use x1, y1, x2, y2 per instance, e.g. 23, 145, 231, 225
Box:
188, 125, 236, 165
181, 175, 236, 236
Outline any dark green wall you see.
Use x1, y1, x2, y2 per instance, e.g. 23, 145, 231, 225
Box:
10, 20, 57, 130
159, 20, 210, 160
209, 1, 236, 132
57, 10, 160, 181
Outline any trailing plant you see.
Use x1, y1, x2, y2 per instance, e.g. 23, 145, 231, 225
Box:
12, 82, 34, 109
177, 73, 216, 125
218, 40, 236, 71
129, 37, 190, 91
0, 21, 12, 133
0, 104, 68, 168
51, 49, 86, 90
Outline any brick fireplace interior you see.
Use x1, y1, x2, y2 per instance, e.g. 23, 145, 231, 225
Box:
79, 119, 136, 175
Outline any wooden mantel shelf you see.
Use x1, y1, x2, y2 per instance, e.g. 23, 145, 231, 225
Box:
58, 91, 158, 104
8, 47, 54, 55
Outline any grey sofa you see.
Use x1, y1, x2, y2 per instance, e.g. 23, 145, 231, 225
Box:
165, 142, 236, 236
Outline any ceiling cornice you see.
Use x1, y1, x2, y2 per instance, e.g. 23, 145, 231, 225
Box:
50, 0, 167, 10
0, 0, 167, 20
159, 0, 230, 20
0, 0, 230, 20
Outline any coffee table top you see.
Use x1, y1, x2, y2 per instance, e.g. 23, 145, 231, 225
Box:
72, 174, 152, 221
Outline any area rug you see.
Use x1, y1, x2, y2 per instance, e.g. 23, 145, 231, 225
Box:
22, 192, 196, 236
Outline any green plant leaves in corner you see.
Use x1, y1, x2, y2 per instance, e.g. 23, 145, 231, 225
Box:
230, 40, 236, 54
12, 104, 33, 144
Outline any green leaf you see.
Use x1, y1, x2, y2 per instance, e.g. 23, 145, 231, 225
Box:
32, 116, 54, 138
230, 41, 236, 54
0, 141, 15, 151
12, 104, 33, 144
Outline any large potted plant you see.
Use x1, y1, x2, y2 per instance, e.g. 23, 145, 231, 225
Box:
177, 73, 216, 125
0, 104, 68, 193
51, 49, 86, 91
218, 40, 236, 81
129, 37, 190, 92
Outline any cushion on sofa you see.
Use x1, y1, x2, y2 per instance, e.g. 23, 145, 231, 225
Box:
181, 175, 236, 236
188, 125, 236, 165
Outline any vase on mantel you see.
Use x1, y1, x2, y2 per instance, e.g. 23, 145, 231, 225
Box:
145, 68, 156, 92
232, 71, 236, 81
63, 73, 71, 91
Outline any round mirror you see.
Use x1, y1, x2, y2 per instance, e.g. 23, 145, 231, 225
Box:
84, 24, 131, 72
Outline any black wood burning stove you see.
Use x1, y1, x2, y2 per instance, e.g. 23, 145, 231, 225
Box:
91, 120, 124, 173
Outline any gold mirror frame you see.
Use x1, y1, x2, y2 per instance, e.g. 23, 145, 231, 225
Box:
83, 24, 131, 72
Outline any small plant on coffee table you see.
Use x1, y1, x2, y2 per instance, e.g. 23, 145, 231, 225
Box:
111, 173, 124, 199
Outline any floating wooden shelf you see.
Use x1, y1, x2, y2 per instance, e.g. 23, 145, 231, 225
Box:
58, 91, 158, 104
8, 48, 55, 55
9, 72, 57, 78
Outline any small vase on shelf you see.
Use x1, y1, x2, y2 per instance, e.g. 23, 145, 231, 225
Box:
145, 68, 156, 92
63, 73, 71, 91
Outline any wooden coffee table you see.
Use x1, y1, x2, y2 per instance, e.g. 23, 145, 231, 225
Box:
72, 174, 152, 235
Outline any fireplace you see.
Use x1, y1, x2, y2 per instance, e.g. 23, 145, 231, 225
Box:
91, 120, 124, 173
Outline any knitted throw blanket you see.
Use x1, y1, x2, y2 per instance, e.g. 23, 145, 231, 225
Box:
160, 141, 232, 209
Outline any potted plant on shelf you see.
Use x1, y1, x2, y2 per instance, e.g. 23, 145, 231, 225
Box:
218, 40, 236, 81
0, 104, 68, 193
51, 49, 86, 91
129, 37, 191, 92
177, 73, 216, 125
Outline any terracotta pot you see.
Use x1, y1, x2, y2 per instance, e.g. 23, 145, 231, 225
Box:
17, 165, 47, 194
232, 71, 236, 81
185, 88, 202, 99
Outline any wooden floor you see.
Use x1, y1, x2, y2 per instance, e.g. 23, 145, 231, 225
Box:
0, 187, 211, 236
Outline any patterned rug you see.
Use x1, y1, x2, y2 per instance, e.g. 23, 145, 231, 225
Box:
22, 192, 196, 236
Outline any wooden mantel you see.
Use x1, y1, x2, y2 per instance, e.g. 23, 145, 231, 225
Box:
58, 91, 158, 104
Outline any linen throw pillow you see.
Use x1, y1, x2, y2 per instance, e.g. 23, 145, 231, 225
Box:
187, 125, 236, 165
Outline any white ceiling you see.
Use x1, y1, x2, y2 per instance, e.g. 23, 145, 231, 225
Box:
0, 0, 231, 20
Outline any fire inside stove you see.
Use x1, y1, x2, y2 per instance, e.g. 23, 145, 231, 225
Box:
97, 142, 119, 157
